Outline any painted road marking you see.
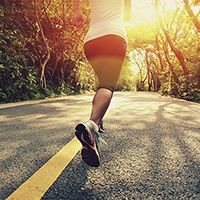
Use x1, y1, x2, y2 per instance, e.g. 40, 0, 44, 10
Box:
5, 93, 127, 200
6, 137, 82, 200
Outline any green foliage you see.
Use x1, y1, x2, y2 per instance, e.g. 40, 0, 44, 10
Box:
1, 0, 200, 104
0, 0, 97, 103
0, 51, 40, 103
77, 61, 98, 92
115, 59, 136, 91
160, 63, 200, 103
125, 1, 200, 103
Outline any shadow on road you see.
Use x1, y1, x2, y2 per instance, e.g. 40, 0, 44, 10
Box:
1, 92, 200, 199
74, 92, 200, 199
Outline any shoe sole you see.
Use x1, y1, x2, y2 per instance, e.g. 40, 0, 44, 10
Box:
75, 123, 100, 167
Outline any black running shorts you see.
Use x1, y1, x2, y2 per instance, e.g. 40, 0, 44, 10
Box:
84, 34, 127, 92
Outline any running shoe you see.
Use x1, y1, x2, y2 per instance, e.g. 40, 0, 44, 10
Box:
75, 123, 100, 167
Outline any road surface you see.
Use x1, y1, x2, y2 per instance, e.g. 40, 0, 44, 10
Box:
0, 92, 200, 199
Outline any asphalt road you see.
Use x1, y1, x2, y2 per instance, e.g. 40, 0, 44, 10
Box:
0, 92, 200, 199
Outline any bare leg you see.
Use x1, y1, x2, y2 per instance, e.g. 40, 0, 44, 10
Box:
90, 88, 112, 126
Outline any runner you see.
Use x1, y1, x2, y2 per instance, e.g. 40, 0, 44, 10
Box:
73, 0, 131, 167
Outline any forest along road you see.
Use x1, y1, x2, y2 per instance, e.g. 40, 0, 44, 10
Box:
0, 92, 200, 200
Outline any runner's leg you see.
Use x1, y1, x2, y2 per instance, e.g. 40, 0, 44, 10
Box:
90, 88, 112, 126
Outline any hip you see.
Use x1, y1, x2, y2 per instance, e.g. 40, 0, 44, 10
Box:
84, 34, 127, 59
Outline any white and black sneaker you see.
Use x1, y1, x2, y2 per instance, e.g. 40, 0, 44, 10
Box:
75, 123, 100, 167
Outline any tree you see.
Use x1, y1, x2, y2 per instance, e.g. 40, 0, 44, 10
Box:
183, 0, 200, 32
154, 0, 189, 75
34, 0, 50, 88
0, 0, 96, 102
126, 0, 199, 99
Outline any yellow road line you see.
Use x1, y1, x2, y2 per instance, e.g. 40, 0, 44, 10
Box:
6, 137, 82, 200
5, 93, 127, 200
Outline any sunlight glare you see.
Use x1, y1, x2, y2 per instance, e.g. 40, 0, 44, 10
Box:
128, 0, 183, 25
131, 0, 155, 23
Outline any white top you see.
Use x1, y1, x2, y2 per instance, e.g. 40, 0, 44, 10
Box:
84, 0, 127, 43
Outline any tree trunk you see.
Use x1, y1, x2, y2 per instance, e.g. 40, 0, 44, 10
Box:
154, 0, 189, 75
163, 41, 180, 84
155, 34, 164, 71
34, 0, 50, 88
60, 53, 65, 89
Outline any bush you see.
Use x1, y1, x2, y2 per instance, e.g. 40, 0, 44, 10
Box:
0, 51, 41, 103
